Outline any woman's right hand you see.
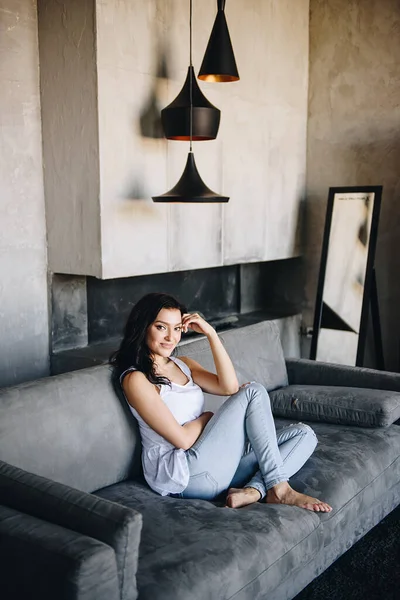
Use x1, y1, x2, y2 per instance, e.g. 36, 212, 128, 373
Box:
182, 411, 214, 448
201, 411, 214, 425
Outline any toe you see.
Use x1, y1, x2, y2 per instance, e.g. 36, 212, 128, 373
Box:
313, 499, 331, 512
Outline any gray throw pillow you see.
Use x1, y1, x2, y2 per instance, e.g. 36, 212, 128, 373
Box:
269, 385, 400, 427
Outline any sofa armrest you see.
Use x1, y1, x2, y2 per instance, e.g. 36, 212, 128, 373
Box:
285, 358, 400, 392
0, 461, 142, 600
0, 503, 120, 600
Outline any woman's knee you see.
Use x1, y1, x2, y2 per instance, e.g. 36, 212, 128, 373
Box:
242, 381, 268, 398
232, 381, 270, 411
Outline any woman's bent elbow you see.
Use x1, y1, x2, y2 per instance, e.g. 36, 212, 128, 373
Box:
178, 427, 197, 451
180, 440, 192, 451
226, 384, 239, 395
175, 434, 191, 451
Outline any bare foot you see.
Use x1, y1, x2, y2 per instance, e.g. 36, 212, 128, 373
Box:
225, 487, 262, 508
266, 482, 332, 513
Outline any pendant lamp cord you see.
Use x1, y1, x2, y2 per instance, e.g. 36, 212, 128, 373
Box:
189, 0, 193, 152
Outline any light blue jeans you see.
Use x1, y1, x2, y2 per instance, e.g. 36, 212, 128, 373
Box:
179, 382, 317, 500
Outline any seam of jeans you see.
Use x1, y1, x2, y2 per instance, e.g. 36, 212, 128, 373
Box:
263, 477, 289, 490
242, 439, 253, 457
281, 429, 308, 467
190, 412, 222, 453
247, 387, 287, 488
191, 390, 247, 453
188, 471, 218, 486
244, 482, 265, 500
182, 471, 219, 499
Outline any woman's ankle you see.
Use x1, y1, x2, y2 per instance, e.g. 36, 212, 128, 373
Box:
267, 481, 291, 500
243, 486, 262, 501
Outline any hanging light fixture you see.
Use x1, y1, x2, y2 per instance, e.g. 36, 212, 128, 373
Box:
198, 0, 239, 82
153, 0, 229, 203
161, 3, 220, 140
161, 67, 220, 140
152, 151, 228, 203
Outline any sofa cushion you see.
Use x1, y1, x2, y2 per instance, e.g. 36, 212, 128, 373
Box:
95, 481, 320, 600
270, 385, 400, 427
0, 365, 141, 492
278, 418, 400, 548
96, 419, 400, 600
177, 321, 288, 411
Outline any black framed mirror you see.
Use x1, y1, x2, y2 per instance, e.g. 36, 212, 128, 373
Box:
310, 186, 382, 367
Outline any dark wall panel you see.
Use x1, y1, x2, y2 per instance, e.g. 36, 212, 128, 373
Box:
86, 265, 240, 343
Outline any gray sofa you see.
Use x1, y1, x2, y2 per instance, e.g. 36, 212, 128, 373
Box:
1, 321, 400, 600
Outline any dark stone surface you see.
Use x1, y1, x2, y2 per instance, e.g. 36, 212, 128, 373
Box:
50, 311, 300, 376
85, 259, 304, 344
51, 274, 88, 352
240, 256, 305, 314
86, 265, 240, 343
50, 258, 304, 361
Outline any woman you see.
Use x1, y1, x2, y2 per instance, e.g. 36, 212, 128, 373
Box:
110, 293, 332, 512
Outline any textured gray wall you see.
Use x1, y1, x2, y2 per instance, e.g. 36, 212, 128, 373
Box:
38, 0, 101, 276
97, 0, 309, 279
1, 0, 308, 388
0, 0, 49, 386
306, 0, 400, 371
40, 0, 310, 279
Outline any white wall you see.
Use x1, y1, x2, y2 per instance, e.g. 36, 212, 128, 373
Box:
0, 0, 49, 386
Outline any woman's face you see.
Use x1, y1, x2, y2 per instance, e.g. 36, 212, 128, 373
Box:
146, 308, 183, 358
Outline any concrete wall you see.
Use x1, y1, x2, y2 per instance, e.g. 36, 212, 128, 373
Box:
98, 0, 310, 278
0, 0, 308, 387
42, 0, 310, 279
38, 0, 101, 276
306, 0, 400, 371
0, 0, 49, 386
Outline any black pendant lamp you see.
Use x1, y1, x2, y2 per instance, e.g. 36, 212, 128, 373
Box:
161, 67, 220, 140
153, 0, 229, 203
198, 0, 239, 82
152, 151, 228, 203
161, 1, 220, 140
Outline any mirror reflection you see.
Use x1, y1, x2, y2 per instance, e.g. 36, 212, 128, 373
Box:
311, 188, 381, 367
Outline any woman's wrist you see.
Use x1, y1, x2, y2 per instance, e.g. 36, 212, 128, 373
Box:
205, 327, 218, 340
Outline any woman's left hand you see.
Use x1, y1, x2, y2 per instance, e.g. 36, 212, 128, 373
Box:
182, 313, 215, 337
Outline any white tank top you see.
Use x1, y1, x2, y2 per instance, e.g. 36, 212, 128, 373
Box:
120, 357, 205, 496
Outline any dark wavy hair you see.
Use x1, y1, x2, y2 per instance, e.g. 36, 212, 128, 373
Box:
110, 292, 187, 387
